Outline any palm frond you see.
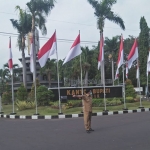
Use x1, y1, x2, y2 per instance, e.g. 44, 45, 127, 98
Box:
106, 11, 125, 30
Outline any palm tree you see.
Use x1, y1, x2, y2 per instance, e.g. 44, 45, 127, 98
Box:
40, 59, 56, 87
3, 63, 21, 82
105, 36, 119, 85
10, 6, 32, 88
26, 0, 55, 81
87, 0, 125, 84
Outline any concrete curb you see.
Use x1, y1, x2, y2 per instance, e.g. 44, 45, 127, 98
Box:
0, 108, 149, 119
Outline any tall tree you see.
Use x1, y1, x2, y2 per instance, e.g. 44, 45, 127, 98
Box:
10, 6, 32, 88
87, 0, 125, 84
3, 63, 21, 82
138, 17, 150, 85
105, 36, 119, 85
26, 0, 55, 81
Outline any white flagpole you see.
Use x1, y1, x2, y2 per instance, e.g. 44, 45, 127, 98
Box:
102, 33, 106, 111
80, 55, 83, 94
102, 59, 107, 111
55, 31, 62, 114
122, 63, 126, 109
147, 73, 148, 99
79, 31, 84, 113
11, 70, 15, 114
137, 59, 143, 108
146, 56, 149, 99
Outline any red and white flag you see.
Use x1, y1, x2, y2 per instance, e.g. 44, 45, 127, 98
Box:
127, 39, 138, 69
63, 34, 81, 65
8, 37, 13, 75
98, 34, 104, 70
147, 51, 150, 76
30, 38, 34, 73
38, 31, 57, 67
126, 63, 128, 79
115, 35, 124, 80
115, 68, 119, 80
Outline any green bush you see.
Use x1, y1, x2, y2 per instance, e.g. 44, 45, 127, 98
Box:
16, 84, 27, 101
50, 101, 59, 109
125, 79, 136, 98
126, 97, 134, 103
28, 78, 41, 101
2, 83, 11, 104
68, 100, 82, 107
92, 99, 103, 106
2, 92, 12, 104
37, 85, 54, 106
16, 100, 36, 111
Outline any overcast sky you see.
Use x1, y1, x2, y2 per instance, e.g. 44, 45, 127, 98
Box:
0, 0, 149, 68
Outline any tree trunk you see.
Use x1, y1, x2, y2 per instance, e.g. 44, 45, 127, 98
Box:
48, 73, 51, 88
84, 70, 88, 86
32, 16, 37, 82
22, 38, 27, 88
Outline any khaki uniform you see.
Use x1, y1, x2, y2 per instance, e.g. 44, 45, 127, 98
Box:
82, 95, 92, 130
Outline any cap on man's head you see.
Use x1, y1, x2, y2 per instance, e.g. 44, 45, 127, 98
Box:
85, 89, 90, 94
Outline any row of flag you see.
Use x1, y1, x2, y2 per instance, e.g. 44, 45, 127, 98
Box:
8, 32, 150, 83
30, 31, 81, 71
115, 36, 139, 80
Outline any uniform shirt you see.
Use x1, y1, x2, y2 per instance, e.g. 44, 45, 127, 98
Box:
82, 95, 92, 112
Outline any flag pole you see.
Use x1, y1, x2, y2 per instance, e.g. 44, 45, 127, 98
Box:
79, 30, 84, 113
55, 30, 62, 114
122, 35, 127, 110
102, 33, 106, 112
103, 60, 106, 111
11, 70, 15, 114
33, 30, 38, 115
147, 73, 148, 99
146, 55, 149, 100
137, 59, 143, 108
122, 63, 127, 110
9, 37, 15, 115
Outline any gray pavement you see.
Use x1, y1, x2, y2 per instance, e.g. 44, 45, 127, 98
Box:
0, 112, 150, 150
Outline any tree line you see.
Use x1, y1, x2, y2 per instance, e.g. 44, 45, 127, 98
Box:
0, 0, 149, 93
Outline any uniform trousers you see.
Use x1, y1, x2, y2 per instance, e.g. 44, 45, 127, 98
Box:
84, 111, 92, 130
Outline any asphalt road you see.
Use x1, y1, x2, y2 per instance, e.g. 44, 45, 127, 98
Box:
0, 112, 150, 150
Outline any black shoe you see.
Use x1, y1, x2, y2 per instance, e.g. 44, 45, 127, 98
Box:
89, 128, 94, 131
86, 130, 90, 133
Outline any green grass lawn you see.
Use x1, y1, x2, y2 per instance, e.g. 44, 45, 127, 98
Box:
1, 101, 150, 115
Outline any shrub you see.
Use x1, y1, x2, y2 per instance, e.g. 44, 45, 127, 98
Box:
92, 99, 103, 106
16, 100, 36, 111
28, 78, 40, 101
50, 101, 59, 109
125, 79, 136, 98
126, 97, 134, 103
2, 92, 12, 104
37, 85, 54, 106
16, 84, 27, 101
68, 100, 82, 107
2, 83, 11, 104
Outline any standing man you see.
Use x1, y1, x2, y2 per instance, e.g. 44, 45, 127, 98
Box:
73, 89, 94, 133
